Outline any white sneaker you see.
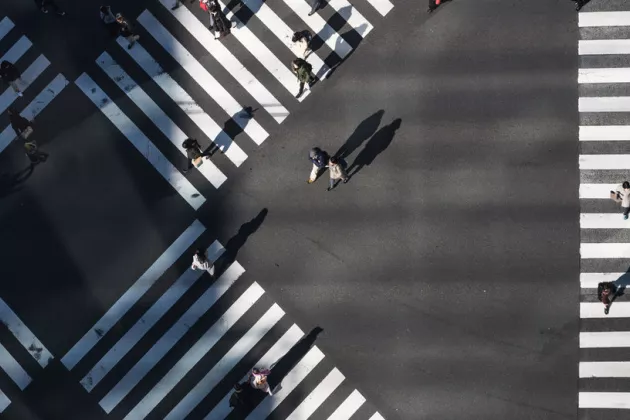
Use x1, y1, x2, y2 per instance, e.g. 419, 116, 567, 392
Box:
17, 92, 23, 97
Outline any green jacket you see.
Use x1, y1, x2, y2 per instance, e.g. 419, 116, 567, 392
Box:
294, 60, 312, 83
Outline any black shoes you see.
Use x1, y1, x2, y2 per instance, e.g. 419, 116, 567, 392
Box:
605, 306, 610, 315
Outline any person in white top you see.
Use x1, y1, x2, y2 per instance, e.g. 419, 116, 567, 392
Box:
611, 181, 630, 220
191, 248, 215, 276
249, 367, 272, 395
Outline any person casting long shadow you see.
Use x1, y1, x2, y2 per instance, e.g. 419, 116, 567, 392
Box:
217, 208, 268, 274
267, 327, 323, 389
347, 118, 402, 178
334, 110, 384, 160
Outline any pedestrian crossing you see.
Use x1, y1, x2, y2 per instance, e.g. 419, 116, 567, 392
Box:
0, 16, 68, 155
579, 5, 630, 415
76, 0, 393, 210
60, 219, 385, 419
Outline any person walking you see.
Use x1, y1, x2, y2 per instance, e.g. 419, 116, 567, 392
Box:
292, 31, 312, 59
208, 2, 231, 39
326, 157, 349, 191
100, 5, 118, 37
249, 368, 272, 396
307, 147, 329, 184
1, 61, 24, 97
610, 181, 630, 220
116, 13, 140, 49
182, 138, 210, 173
191, 248, 215, 276
36, 0, 66, 15
24, 142, 48, 166
598, 282, 615, 315
428, 0, 441, 13
292, 58, 316, 98
8, 108, 34, 141
228, 383, 251, 412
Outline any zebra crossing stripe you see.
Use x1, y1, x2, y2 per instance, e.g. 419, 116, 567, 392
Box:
579, 392, 630, 409
138, 10, 269, 145
369, 412, 386, 420
580, 361, 630, 377
0, 72, 65, 155
580, 213, 630, 229
0, 54, 50, 118
80, 241, 225, 392
326, 389, 366, 420
580, 97, 630, 113
581, 243, 630, 259
246, 346, 325, 419
579, 11, 630, 27
164, 303, 284, 420
581, 302, 630, 318
124, 282, 265, 420
0, 298, 53, 367
0, 36, 31, 66
326, 0, 374, 38
580, 126, 630, 141
579, 154, 630, 170
0, 389, 10, 413
285, 368, 345, 420
161, 1, 290, 122
580, 273, 625, 288
278, 0, 353, 59
75, 73, 205, 209
579, 39, 630, 55
241, 0, 331, 80
0, 17, 14, 42
0, 342, 31, 390
61, 219, 205, 371
364, 0, 394, 16
204, 324, 304, 420
96, 52, 227, 189
579, 68, 630, 84
100, 260, 245, 413
579, 183, 618, 199
581, 331, 630, 348
117, 36, 248, 167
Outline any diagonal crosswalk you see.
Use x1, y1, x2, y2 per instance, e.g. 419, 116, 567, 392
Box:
76, 0, 391, 209
61, 219, 386, 419
579, 4, 630, 416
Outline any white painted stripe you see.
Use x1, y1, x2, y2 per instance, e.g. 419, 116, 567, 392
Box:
0, 389, 10, 413
204, 324, 305, 420
579, 392, 630, 409
364, 0, 394, 16
579, 154, 630, 170
285, 368, 345, 420
0, 298, 53, 368
124, 282, 265, 420
580, 273, 625, 288
277, 0, 353, 59
246, 346, 325, 419
581, 243, 630, 259
581, 331, 630, 348
579, 39, 630, 55
579, 11, 630, 27
579, 68, 630, 84
581, 302, 630, 318
580, 97, 630, 113
165, 304, 284, 420
99, 260, 245, 413
75, 73, 205, 209
326, 0, 374, 38
580, 184, 618, 199
96, 52, 227, 189
0, 36, 31, 65
81, 241, 225, 392
138, 11, 269, 145
241, 0, 331, 80
580, 126, 630, 141
0, 342, 31, 390
0, 17, 14, 42
581, 213, 630, 228
0, 71, 64, 154
117, 37, 247, 167
160, 1, 290, 122
326, 389, 366, 420
580, 361, 630, 378
0, 54, 50, 117
61, 219, 204, 370
369, 413, 386, 420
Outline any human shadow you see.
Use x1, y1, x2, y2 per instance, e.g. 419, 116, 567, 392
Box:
216, 208, 268, 274
610, 270, 630, 307
334, 110, 384, 160
267, 327, 323, 390
347, 118, 402, 178
207, 107, 257, 156
0, 165, 35, 199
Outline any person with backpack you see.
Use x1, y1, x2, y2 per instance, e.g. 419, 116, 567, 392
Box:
598, 282, 616, 315
115, 13, 140, 49
307, 147, 329, 184
610, 181, 630, 220
291, 58, 315, 99
326, 157, 349, 191
208, 2, 231, 39
1, 61, 24, 97
191, 248, 215, 276
249, 367, 272, 396
182, 138, 210, 174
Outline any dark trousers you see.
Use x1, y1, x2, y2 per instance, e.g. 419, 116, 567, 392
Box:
310, 0, 323, 14
297, 75, 315, 96
623, 207, 630, 217
185, 148, 210, 171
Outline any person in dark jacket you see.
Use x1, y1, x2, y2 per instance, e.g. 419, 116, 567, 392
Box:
24, 142, 48, 166
292, 58, 315, 99
209, 3, 231, 39
598, 282, 616, 315
182, 138, 210, 173
428, 0, 441, 13
307, 147, 329, 183
116, 13, 140, 49
0, 61, 24, 97
8, 108, 33, 140
35, 0, 65, 15
100, 5, 118, 37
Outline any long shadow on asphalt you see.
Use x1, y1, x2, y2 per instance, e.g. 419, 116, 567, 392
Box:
347, 118, 402, 178
216, 207, 268, 274
334, 109, 384, 159
0, 164, 34, 198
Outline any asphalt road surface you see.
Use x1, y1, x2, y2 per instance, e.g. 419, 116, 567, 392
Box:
0, 0, 583, 420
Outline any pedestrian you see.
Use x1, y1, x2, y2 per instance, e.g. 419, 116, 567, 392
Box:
208, 2, 231, 40
307, 147, 329, 184
191, 248, 215, 276
308, 0, 323, 16
228, 383, 250, 411
0, 61, 24, 97
610, 181, 630, 220
326, 157, 349, 191
291, 58, 316, 99
182, 138, 210, 173
598, 282, 615, 315
115, 13, 140, 49
292, 31, 312, 59
35, 0, 66, 16
249, 368, 272, 396
8, 108, 34, 141
171, 0, 195, 10
24, 142, 48, 166
428, 0, 441, 13
100, 5, 118, 37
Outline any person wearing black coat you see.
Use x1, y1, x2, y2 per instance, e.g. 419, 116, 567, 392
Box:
35, 0, 65, 15
115, 13, 140, 49
0, 61, 24, 97
307, 147, 329, 183
182, 138, 210, 173
8, 108, 33, 140
208, 3, 231, 39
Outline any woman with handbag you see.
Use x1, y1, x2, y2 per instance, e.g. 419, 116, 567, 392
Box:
8, 108, 34, 142
249, 367, 272, 395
